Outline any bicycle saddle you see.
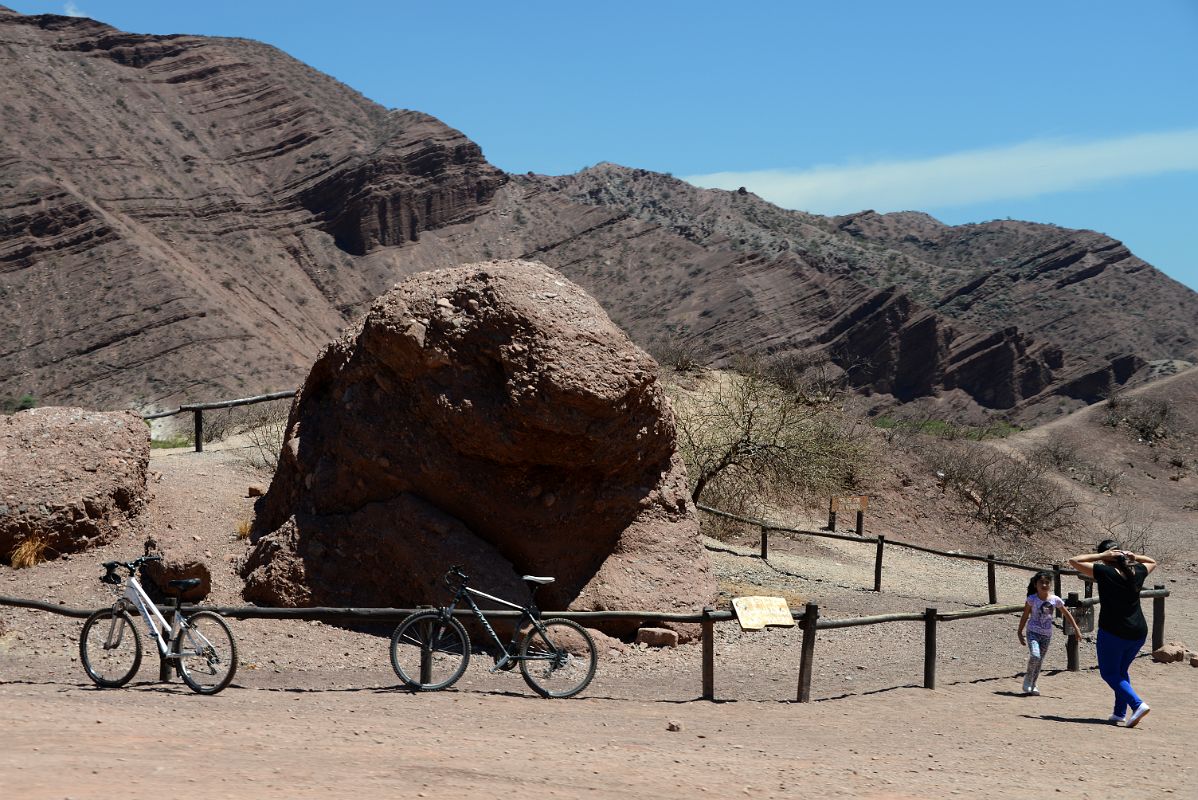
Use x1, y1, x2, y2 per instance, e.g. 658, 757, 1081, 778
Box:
168, 578, 202, 593
522, 575, 554, 584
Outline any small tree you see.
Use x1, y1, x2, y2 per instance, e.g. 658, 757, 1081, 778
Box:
669, 368, 870, 515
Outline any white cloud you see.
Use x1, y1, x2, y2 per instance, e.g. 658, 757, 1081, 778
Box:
683, 128, 1198, 215
63, 2, 85, 17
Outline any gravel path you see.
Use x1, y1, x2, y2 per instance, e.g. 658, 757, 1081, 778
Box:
2, 446, 1196, 798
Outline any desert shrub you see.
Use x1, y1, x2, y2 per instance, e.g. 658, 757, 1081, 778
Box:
9, 534, 53, 569
151, 433, 193, 449
874, 414, 1019, 443
1029, 433, 1122, 494
650, 339, 707, 373
669, 367, 872, 521
236, 518, 253, 539
1, 394, 37, 414
237, 400, 290, 475
1091, 507, 1180, 565
920, 440, 1078, 541
1105, 391, 1173, 442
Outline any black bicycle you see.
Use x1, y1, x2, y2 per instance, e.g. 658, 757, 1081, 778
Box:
389, 566, 597, 698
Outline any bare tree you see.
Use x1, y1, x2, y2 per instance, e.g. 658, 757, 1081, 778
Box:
668, 368, 871, 515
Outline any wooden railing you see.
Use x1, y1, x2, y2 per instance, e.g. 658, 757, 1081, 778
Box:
0, 586, 1169, 702
142, 390, 296, 452
697, 503, 1091, 603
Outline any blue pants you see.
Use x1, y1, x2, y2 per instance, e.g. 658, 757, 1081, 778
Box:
1096, 629, 1145, 717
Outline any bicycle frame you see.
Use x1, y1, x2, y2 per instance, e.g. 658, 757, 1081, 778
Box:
444, 583, 542, 666
110, 577, 181, 659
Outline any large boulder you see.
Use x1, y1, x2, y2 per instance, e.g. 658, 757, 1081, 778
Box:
0, 407, 149, 564
242, 260, 714, 630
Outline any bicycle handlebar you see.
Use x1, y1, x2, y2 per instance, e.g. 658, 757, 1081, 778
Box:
444, 565, 468, 589
100, 555, 162, 583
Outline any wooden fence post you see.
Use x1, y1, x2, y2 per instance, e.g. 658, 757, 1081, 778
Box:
797, 603, 819, 703
1152, 585, 1165, 651
873, 535, 885, 592
827, 499, 837, 532
702, 607, 715, 701
193, 409, 204, 453
923, 607, 937, 689
1084, 579, 1093, 599
855, 509, 864, 537
987, 555, 997, 605
760, 526, 769, 561
1052, 563, 1061, 598
1066, 592, 1079, 671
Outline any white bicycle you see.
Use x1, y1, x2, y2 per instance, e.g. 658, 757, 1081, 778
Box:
79, 554, 238, 695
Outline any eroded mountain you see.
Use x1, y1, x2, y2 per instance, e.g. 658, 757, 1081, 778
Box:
2, 6, 1196, 423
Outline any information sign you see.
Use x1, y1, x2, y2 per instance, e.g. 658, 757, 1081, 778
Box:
732, 596, 796, 631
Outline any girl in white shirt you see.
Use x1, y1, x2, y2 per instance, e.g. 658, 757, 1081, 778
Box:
1016, 570, 1081, 696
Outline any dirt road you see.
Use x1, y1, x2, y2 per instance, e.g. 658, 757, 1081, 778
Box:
1, 657, 1194, 800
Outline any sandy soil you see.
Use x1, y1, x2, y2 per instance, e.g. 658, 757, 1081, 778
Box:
2, 445, 1196, 799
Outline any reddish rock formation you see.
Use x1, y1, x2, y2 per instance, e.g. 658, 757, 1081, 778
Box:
242, 260, 714, 630
0, 407, 149, 562
2, 8, 1196, 429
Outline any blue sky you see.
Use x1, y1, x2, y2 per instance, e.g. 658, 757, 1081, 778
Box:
9, 0, 1198, 291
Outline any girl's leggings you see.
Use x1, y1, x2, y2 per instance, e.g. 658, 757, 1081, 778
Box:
1024, 631, 1052, 688
1096, 629, 1145, 717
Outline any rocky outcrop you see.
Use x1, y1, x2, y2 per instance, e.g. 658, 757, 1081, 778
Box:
242, 261, 714, 631
0, 407, 149, 562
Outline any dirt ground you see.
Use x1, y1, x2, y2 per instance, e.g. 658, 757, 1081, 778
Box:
2, 445, 1197, 799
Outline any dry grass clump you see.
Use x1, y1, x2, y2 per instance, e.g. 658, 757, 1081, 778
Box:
9, 534, 54, 569
235, 518, 253, 539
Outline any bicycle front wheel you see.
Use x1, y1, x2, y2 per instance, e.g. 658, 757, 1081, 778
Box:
174, 611, 238, 695
390, 610, 470, 691
80, 608, 143, 688
519, 618, 597, 698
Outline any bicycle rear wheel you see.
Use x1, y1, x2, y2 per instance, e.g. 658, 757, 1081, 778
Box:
519, 618, 596, 698
79, 608, 143, 688
390, 610, 470, 691
174, 611, 238, 695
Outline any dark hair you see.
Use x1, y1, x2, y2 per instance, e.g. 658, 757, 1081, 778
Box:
1097, 538, 1135, 577
1026, 570, 1053, 597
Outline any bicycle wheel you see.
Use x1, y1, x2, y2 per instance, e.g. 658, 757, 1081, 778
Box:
519, 618, 597, 698
79, 608, 143, 688
173, 611, 238, 695
390, 610, 470, 691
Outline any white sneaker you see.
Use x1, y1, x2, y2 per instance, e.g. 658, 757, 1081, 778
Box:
1029, 687, 1041, 696
1127, 703, 1150, 729
1107, 714, 1124, 725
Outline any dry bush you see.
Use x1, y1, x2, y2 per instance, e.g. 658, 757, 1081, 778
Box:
668, 366, 873, 522
237, 400, 290, 475
1087, 506, 1183, 566
9, 534, 53, 569
919, 440, 1078, 542
1030, 433, 1122, 494
235, 518, 253, 539
1105, 391, 1174, 443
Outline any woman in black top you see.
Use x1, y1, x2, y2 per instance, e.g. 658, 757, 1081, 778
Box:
1068, 539, 1157, 728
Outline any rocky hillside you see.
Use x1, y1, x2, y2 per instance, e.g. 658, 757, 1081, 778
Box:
3, 6, 1197, 424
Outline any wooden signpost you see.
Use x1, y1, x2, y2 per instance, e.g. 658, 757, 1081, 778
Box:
828, 495, 868, 535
